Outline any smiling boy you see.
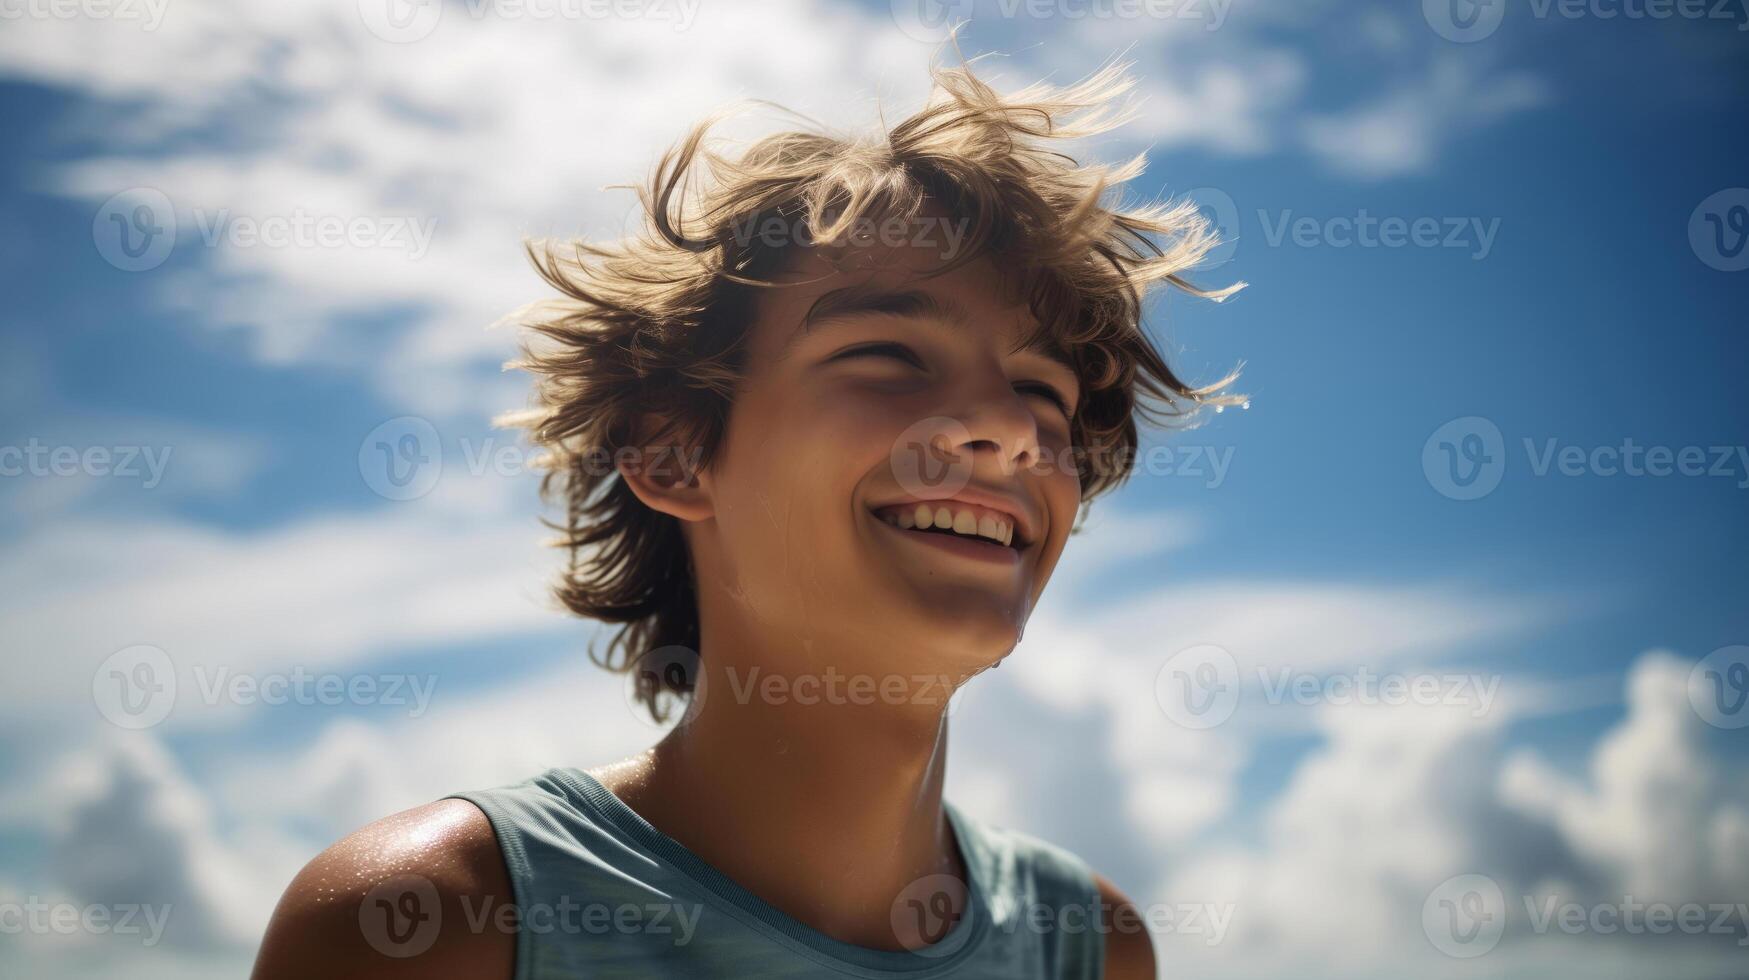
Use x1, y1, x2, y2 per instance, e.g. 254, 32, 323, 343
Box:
253, 55, 1238, 980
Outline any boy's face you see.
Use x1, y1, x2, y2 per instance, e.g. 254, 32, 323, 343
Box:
687, 241, 1083, 691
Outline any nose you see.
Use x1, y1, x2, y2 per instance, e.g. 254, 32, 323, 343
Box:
943, 370, 1041, 475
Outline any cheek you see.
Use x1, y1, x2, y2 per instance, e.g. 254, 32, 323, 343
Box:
711, 383, 898, 559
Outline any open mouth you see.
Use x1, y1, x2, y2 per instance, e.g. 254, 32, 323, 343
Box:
872, 501, 1023, 551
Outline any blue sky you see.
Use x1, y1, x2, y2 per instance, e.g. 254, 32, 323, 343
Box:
1, 2, 1746, 978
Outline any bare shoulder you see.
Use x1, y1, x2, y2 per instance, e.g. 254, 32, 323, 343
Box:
251, 798, 515, 980
1094, 873, 1156, 980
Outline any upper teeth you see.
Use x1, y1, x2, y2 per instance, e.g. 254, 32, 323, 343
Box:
879, 503, 1014, 547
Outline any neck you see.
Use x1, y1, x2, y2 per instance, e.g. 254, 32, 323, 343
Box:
595, 630, 963, 949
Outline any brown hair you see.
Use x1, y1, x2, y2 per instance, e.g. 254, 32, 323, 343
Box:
500, 51, 1242, 720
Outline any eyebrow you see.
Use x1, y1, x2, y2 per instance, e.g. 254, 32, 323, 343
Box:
784, 284, 1075, 375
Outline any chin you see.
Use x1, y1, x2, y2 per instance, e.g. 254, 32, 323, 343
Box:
908, 601, 1029, 677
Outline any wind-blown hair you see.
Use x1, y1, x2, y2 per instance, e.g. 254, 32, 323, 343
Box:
501, 53, 1242, 720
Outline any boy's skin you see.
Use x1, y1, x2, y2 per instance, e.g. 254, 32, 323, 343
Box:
252, 235, 1157, 979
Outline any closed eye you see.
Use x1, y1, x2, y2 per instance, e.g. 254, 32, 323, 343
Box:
1016, 381, 1074, 418
828, 341, 923, 368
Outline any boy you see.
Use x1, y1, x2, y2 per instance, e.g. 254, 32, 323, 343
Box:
253, 54, 1238, 980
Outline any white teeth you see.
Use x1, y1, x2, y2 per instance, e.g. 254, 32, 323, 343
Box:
881, 504, 1019, 547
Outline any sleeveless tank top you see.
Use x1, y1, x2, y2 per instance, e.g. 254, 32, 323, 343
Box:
449, 768, 1104, 979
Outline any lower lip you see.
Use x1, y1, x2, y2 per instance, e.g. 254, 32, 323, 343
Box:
873, 514, 1023, 566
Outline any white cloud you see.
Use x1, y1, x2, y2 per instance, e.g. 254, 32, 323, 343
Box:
1156, 652, 1749, 978
1500, 652, 1749, 905
1302, 53, 1549, 179
0, 0, 1549, 418
0, 469, 569, 727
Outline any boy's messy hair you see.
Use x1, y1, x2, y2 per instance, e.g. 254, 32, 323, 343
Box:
501, 52, 1242, 720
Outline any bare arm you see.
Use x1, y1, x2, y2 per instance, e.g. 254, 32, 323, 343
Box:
251, 798, 516, 980
1096, 873, 1157, 980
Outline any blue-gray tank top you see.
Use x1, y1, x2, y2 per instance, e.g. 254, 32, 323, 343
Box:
450, 768, 1104, 979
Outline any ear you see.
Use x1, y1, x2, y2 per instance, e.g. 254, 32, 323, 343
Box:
614, 419, 714, 524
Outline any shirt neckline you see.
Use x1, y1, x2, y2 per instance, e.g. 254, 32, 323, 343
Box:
549, 767, 991, 978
